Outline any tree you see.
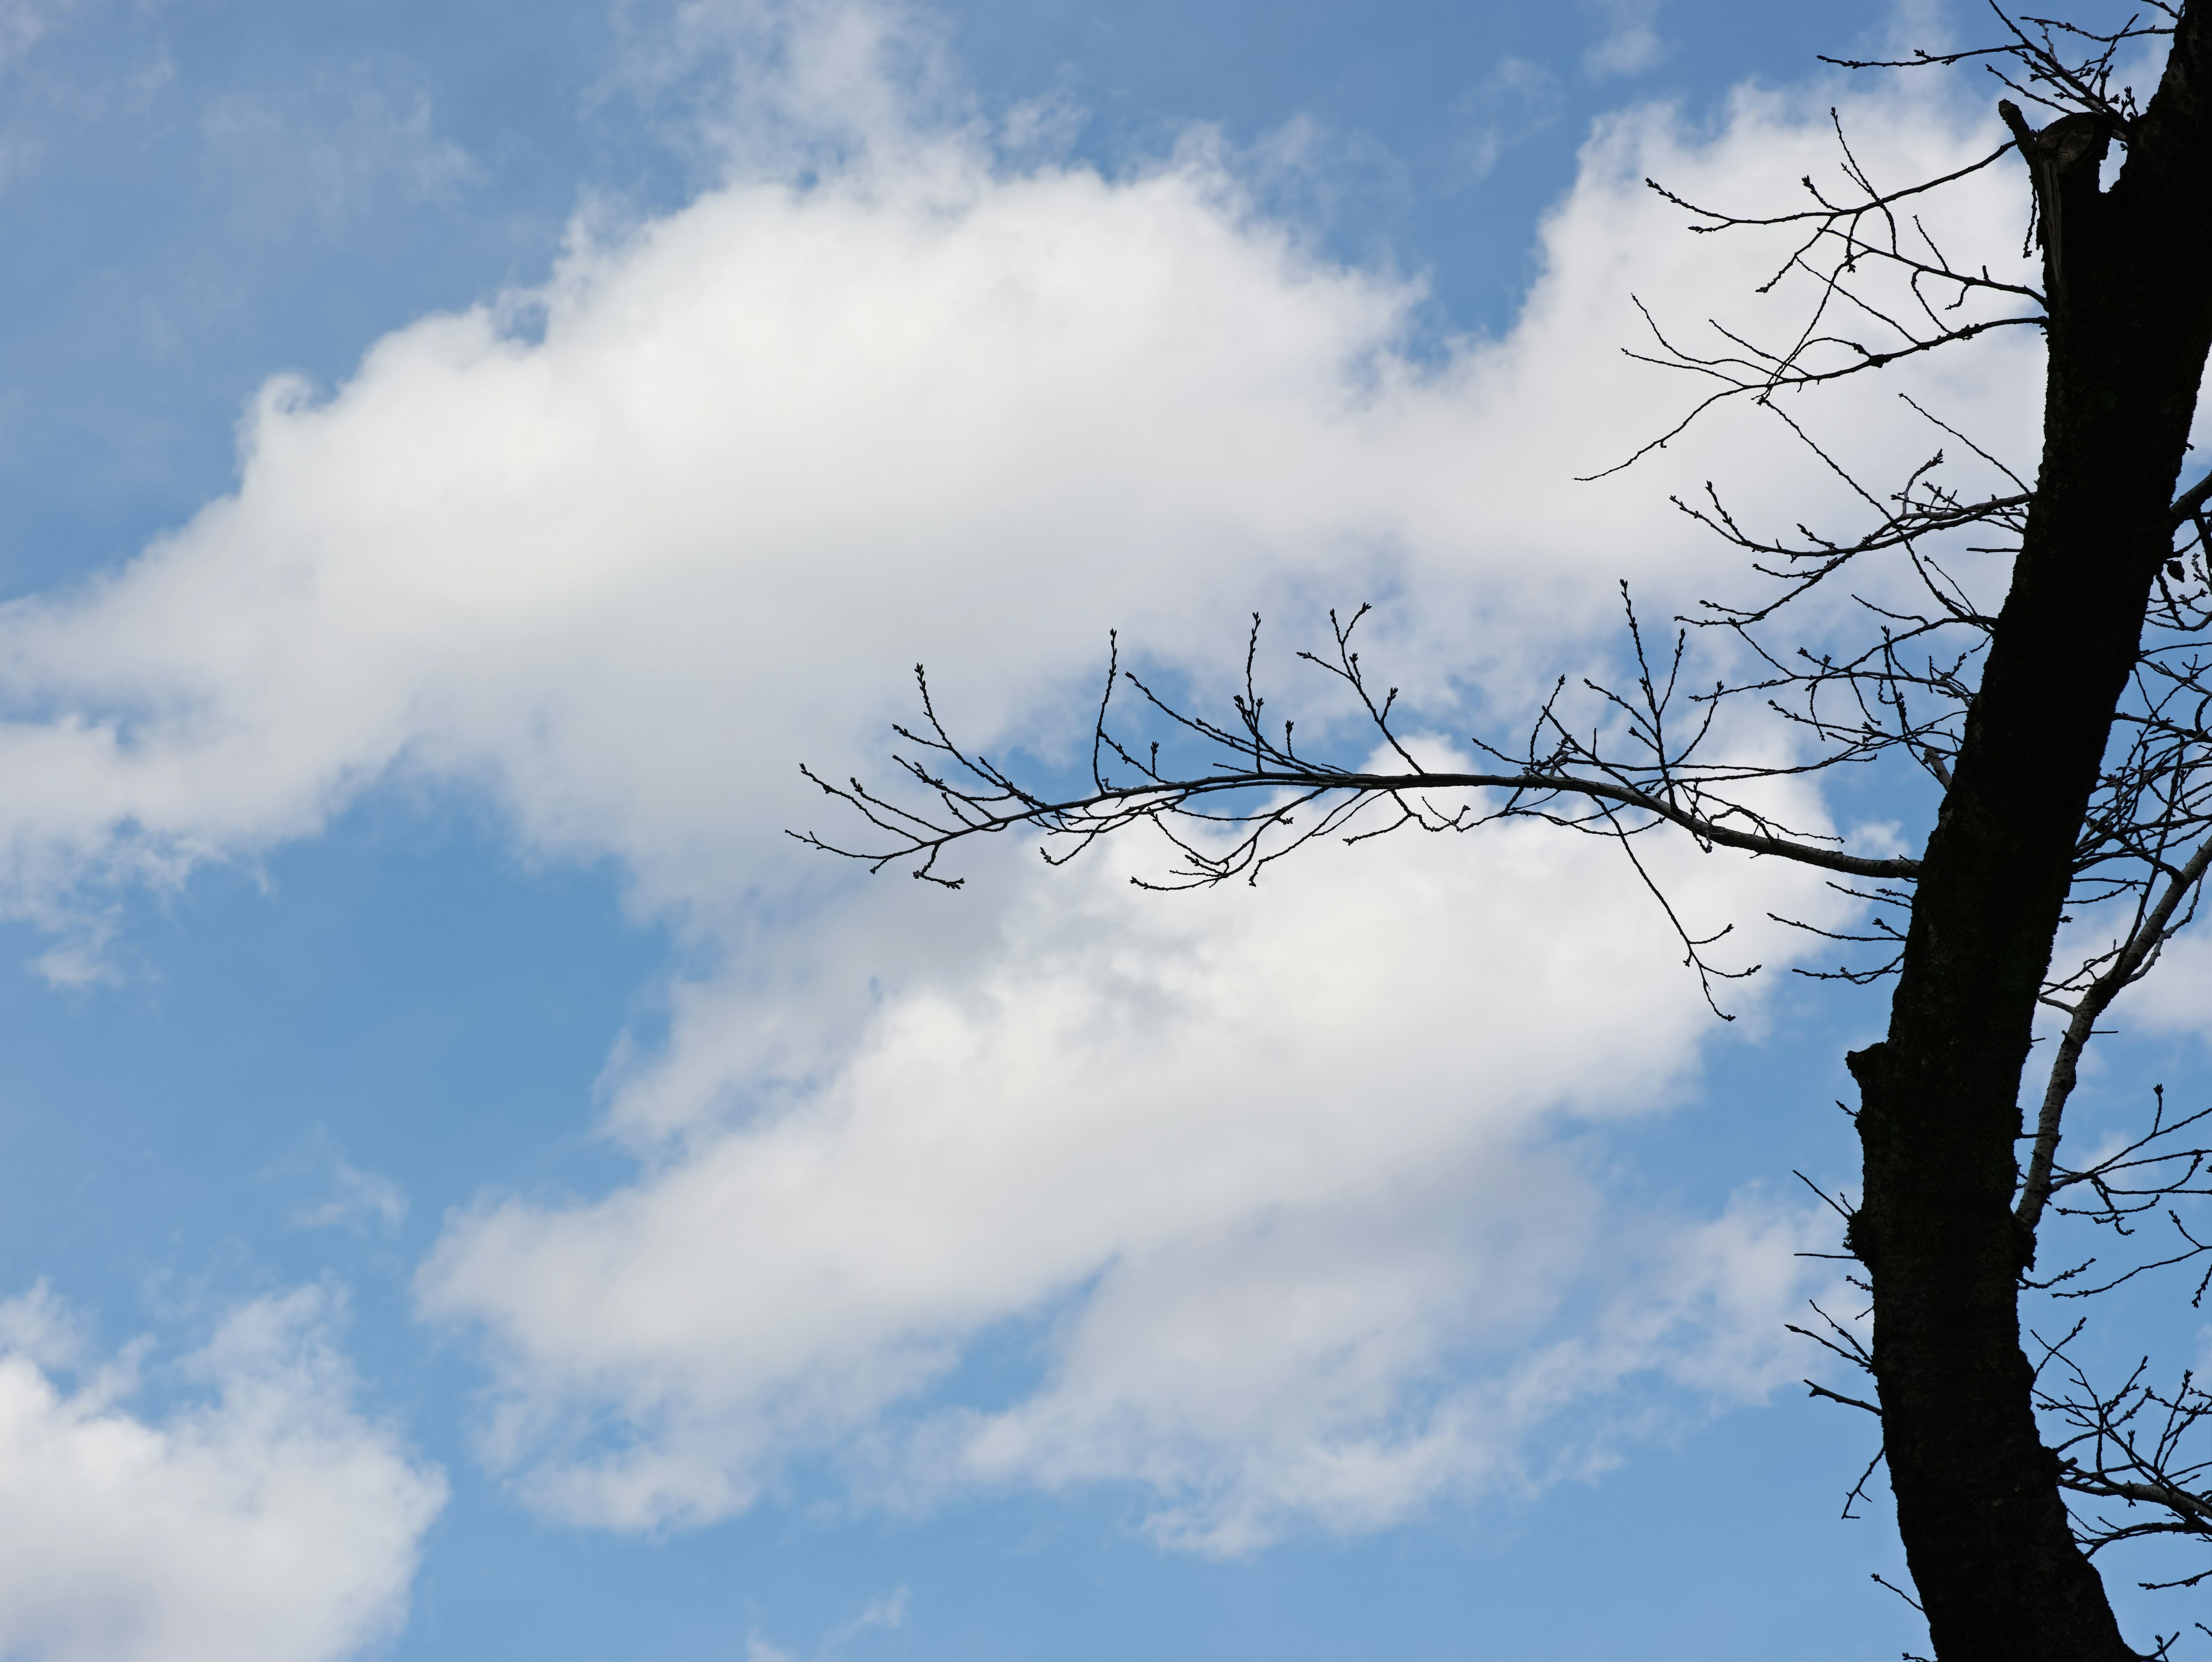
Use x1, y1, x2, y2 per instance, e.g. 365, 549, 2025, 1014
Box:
802, 8, 2212, 1657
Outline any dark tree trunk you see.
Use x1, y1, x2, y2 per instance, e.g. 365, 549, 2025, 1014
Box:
1849, 17, 2212, 1657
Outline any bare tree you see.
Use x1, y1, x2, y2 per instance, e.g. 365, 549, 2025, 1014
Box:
801, 8, 2212, 1657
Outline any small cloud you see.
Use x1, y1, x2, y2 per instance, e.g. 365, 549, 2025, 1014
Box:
32, 912, 125, 990
1845, 819, 1910, 861
291, 1157, 408, 1234
1585, 0, 1665, 79
1458, 56, 1564, 183
747, 1585, 907, 1662
823, 1586, 908, 1654
1001, 88, 1085, 160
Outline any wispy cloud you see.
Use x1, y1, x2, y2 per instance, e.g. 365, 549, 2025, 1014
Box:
289, 1157, 408, 1234
748, 1584, 908, 1662
0, 0, 81, 76
1584, 0, 1664, 78
199, 76, 479, 237
1458, 56, 1564, 182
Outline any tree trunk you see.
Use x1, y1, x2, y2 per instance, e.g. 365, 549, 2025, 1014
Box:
1849, 19, 2212, 1658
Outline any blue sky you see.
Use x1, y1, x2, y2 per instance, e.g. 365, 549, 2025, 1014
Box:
0, 2, 2201, 1659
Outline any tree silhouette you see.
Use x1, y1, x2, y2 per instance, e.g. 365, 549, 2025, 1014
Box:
803, 8, 2212, 1656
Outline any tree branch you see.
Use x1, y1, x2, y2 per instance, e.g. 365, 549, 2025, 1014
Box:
797, 759, 1922, 883
2018, 841, 2212, 1238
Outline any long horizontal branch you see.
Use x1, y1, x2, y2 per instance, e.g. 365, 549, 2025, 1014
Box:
1646, 141, 2018, 236
2059, 1467, 2212, 1531
799, 760, 1924, 882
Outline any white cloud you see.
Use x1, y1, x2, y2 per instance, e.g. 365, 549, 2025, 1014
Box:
0, 55, 2031, 941
422, 800, 1848, 1544
0, 0, 2039, 1549
0, 1285, 444, 1662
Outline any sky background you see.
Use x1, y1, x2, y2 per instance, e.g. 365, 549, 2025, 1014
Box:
0, 2, 2202, 1659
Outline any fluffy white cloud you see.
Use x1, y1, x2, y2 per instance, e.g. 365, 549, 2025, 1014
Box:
0, 18, 2033, 942
426, 817, 1849, 1544
0, 0, 2046, 1547
0, 1285, 444, 1662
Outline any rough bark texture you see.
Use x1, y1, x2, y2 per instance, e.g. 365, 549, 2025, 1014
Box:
1848, 18, 2212, 1658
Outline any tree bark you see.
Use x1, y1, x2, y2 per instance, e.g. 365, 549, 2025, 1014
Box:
1849, 17, 2212, 1657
